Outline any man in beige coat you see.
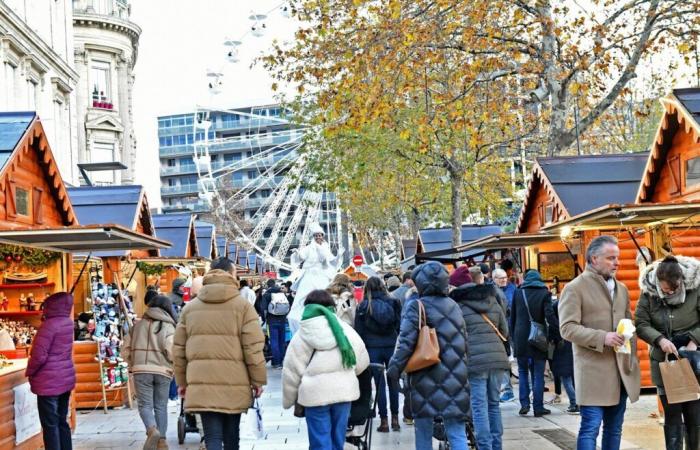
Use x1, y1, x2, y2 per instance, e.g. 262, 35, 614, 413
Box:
559, 235, 640, 450
173, 257, 267, 450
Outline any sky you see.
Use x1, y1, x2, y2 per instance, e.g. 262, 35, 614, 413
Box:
129, 1, 298, 208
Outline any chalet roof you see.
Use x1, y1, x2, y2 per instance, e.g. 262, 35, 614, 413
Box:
538, 153, 648, 216
68, 185, 144, 229
418, 225, 503, 253
401, 239, 417, 260
637, 88, 700, 202
0, 112, 76, 225
194, 220, 216, 259
67, 185, 157, 257
152, 213, 198, 258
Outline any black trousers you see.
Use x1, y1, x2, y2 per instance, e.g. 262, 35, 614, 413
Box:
37, 391, 72, 450
660, 394, 700, 426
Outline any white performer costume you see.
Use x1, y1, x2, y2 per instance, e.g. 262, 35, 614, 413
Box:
287, 223, 344, 334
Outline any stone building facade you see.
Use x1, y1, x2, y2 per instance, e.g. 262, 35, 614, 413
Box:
72, 0, 140, 185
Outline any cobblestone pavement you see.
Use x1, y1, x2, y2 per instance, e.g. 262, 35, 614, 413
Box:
74, 366, 664, 449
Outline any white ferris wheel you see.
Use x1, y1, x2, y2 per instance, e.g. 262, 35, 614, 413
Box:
184, 2, 343, 272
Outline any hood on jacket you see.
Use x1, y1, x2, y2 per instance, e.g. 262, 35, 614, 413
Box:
639, 255, 700, 297
144, 305, 177, 325
196, 269, 240, 304
522, 270, 547, 288
171, 277, 187, 295
450, 283, 499, 314
412, 261, 449, 296
300, 315, 339, 351
43, 292, 74, 318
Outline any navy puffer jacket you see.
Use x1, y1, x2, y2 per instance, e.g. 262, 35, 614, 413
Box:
355, 290, 401, 348
388, 262, 470, 420
450, 283, 510, 375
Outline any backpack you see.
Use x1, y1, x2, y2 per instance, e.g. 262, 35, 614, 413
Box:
267, 292, 290, 316
362, 297, 397, 335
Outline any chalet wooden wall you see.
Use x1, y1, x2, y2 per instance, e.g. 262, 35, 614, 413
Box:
650, 126, 700, 203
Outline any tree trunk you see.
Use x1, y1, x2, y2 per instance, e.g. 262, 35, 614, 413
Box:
449, 169, 463, 248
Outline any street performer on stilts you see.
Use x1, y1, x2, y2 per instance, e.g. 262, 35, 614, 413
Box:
287, 223, 344, 334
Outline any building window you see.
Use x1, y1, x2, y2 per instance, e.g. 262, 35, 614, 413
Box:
544, 203, 554, 225
27, 80, 38, 110
686, 156, 700, 189
4, 63, 17, 109
167, 159, 176, 167
168, 178, 176, 187
90, 61, 111, 107
15, 188, 29, 216
91, 142, 116, 184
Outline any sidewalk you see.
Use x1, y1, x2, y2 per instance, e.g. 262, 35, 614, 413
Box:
74, 367, 664, 449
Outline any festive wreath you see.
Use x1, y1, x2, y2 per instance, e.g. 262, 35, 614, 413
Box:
0, 245, 61, 269
135, 261, 167, 276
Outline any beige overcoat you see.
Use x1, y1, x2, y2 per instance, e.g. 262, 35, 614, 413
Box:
173, 270, 267, 414
559, 267, 641, 406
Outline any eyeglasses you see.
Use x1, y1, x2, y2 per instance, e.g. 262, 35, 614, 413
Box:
313, 233, 324, 237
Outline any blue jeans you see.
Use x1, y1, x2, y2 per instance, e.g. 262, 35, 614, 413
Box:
414, 417, 467, 450
134, 373, 170, 436
561, 375, 576, 407
517, 357, 545, 412
469, 369, 505, 450
200, 412, 241, 450
368, 346, 400, 418
501, 369, 513, 396
268, 319, 287, 366
305, 402, 351, 450
37, 390, 72, 450
577, 389, 627, 450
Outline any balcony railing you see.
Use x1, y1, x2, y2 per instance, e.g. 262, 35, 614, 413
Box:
217, 117, 288, 131
160, 184, 199, 196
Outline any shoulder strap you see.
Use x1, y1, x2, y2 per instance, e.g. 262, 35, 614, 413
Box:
521, 289, 535, 321
417, 300, 426, 328
480, 313, 507, 342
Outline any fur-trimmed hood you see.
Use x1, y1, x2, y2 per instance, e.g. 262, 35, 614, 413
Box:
639, 255, 700, 297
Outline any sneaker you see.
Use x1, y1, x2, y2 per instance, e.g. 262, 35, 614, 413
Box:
403, 417, 414, 425
144, 426, 160, 450
156, 438, 169, 450
545, 394, 561, 404
518, 407, 530, 416
566, 405, 580, 415
500, 392, 515, 402
534, 408, 551, 417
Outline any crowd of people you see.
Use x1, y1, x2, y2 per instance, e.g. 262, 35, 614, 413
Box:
20, 233, 700, 450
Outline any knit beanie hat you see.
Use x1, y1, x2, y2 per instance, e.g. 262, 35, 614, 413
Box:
449, 265, 472, 287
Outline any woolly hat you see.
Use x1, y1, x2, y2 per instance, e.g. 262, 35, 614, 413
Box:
386, 276, 401, 290
449, 265, 472, 287
479, 263, 491, 275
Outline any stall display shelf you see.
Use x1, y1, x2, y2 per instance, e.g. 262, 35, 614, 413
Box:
0, 282, 54, 289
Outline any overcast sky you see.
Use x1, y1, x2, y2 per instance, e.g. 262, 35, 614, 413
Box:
129, 1, 297, 208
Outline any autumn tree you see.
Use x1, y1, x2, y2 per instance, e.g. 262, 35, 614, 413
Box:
265, 0, 700, 245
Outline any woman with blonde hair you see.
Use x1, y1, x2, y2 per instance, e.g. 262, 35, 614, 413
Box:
327, 273, 356, 325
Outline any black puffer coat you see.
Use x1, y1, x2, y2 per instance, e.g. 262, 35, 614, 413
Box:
450, 283, 510, 375
387, 262, 470, 420
509, 285, 556, 360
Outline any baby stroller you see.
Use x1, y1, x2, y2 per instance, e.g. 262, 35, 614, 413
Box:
177, 397, 200, 445
345, 363, 383, 450
433, 412, 478, 450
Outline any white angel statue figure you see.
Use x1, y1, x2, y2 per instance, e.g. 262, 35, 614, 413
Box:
287, 223, 344, 333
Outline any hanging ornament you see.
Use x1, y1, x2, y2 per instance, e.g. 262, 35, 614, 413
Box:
224, 39, 241, 63
249, 13, 267, 38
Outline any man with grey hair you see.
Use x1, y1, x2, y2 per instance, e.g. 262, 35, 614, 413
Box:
559, 235, 641, 450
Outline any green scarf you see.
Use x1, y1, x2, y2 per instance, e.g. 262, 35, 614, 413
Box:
301, 304, 356, 369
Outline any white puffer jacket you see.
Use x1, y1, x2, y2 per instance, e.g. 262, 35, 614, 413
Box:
282, 315, 369, 409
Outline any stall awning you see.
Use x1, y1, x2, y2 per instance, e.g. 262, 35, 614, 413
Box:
542, 202, 700, 233
452, 232, 561, 252
0, 224, 171, 252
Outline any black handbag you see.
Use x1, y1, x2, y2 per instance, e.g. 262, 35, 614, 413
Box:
522, 290, 549, 353
679, 349, 700, 377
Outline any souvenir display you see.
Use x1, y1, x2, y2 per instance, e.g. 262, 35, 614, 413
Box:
0, 292, 7, 311
0, 354, 13, 369
0, 318, 37, 347
90, 279, 134, 389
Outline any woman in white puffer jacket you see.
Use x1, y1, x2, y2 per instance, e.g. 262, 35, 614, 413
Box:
282, 289, 369, 450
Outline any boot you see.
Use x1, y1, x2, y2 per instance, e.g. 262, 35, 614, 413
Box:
377, 417, 389, 433
686, 424, 700, 450
156, 438, 169, 450
391, 415, 401, 431
664, 424, 684, 450
143, 426, 160, 450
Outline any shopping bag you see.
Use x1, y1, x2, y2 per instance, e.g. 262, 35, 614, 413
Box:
405, 301, 440, 373
250, 398, 264, 438
659, 354, 700, 404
